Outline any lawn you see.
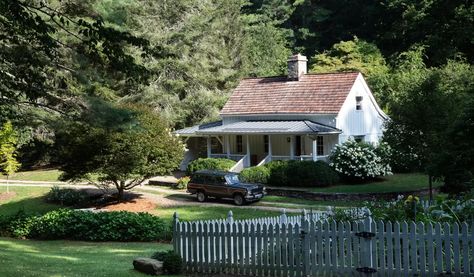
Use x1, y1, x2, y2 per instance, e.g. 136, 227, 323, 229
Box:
152, 205, 292, 222
0, 186, 60, 216
0, 238, 177, 277
0, 169, 63, 182
307, 173, 441, 194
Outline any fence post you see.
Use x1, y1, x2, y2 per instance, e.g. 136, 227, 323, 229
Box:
281, 209, 287, 224
227, 210, 234, 225
173, 212, 180, 254
300, 209, 310, 277
357, 216, 375, 274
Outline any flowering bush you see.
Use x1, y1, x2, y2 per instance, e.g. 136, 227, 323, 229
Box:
329, 139, 392, 181
173, 176, 190, 189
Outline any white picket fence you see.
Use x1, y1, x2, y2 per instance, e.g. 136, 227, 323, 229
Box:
172, 210, 474, 276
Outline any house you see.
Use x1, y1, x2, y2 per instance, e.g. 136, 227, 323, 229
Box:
175, 54, 388, 172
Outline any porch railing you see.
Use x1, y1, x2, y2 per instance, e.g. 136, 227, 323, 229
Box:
210, 154, 245, 162
229, 154, 248, 173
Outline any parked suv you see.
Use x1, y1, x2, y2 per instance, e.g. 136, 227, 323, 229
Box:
187, 170, 265, 205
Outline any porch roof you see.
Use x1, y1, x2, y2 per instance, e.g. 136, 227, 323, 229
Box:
175, 120, 341, 136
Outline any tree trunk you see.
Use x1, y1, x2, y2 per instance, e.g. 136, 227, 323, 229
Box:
429, 174, 433, 203
116, 181, 125, 202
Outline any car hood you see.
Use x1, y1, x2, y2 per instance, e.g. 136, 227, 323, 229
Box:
230, 182, 263, 189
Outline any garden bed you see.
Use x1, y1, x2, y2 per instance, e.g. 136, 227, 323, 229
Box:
266, 187, 439, 201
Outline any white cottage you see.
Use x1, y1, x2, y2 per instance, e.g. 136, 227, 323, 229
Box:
175, 54, 388, 172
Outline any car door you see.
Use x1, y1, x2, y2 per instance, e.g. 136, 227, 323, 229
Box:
204, 176, 224, 197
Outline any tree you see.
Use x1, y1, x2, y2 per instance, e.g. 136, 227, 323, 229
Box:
309, 38, 389, 104
57, 104, 184, 200
0, 121, 21, 192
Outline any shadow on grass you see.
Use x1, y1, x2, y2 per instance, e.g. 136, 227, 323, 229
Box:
0, 238, 172, 277
0, 195, 60, 216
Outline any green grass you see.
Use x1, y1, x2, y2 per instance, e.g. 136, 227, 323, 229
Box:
260, 195, 363, 208
307, 173, 441, 194
0, 169, 63, 182
152, 205, 292, 222
0, 186, 60, 216
0, 238, 178, 277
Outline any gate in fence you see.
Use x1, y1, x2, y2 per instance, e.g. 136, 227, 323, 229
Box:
172, 210, 474, 276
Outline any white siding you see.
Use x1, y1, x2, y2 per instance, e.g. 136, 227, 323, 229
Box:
336, 74, 387, 144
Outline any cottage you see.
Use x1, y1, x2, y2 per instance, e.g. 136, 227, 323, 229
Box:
175, 54, 388, 172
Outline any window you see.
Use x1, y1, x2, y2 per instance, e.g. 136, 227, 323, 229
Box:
317, 136, 324, 156
354, 135, 365, 143
263, 135, 269, 153
356, 96, 363, 110
236, 135, 243, 153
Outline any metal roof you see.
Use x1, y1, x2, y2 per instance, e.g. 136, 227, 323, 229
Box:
175, 120, 341, 136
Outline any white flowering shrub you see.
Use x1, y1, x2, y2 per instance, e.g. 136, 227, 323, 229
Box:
329, 139, 392, 180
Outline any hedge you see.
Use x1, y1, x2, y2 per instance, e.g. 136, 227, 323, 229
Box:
186, 158, 236, 174
239, 166, 270, 184
265, 160, 339, 187
0, 209, 171, 241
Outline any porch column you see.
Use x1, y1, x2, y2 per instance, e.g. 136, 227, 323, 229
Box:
225, 135, 230, 159
246, 135, 250, 167
312, 139, 317, 161
206, 136, 212, 158
268, 135, 272, 161
290, 135, 295, 160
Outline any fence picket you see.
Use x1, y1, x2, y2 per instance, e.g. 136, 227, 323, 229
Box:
401, 221, 409, 276
394, 221, 401, 273
386, 221, 393, 272
462, 223, 470, 275
409, 221, 417, 274
444, 222, 452, 274
453, 223, 460, 274
426, 223, 434, 275
417, 222, 426, 275
344, 221, 352, 270
435, 223, 443, 273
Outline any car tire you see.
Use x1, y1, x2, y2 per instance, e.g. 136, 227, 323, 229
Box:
233, 194, 245, 206
196, 191, 207, 202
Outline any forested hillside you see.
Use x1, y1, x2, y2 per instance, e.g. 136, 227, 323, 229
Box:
1, 0, 473, 192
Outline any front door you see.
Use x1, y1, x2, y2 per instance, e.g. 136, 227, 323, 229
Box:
295, 135, 302, 156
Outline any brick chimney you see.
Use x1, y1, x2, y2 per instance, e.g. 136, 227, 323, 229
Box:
287, 53, 307, 81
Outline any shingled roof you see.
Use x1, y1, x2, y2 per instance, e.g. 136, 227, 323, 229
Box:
220, 72, 360, 115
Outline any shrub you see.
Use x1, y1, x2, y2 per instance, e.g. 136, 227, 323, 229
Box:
162, 252, 183, 274
265, 160, 289, 186
329, 139, 392, 181
264, 160, 339, 187
173, 176, 190, 189
239, 166, 270, 184
186, 158, 236, 174
151, 250, 183, 274
46, 186, 89, 206
3, 209, 171, 241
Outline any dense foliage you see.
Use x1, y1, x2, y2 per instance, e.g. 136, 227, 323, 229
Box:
0, 121, 21, 178
329, 194, 474, 224
265, 160, 339, 187
151, 250, 183, 274
46, 186, 89, 206
186, 158, 236, 174
174, 176, 190, 190
0, 209, 171, 241
329, 140, 392, 181
239, 166, 271, 184
56, 105, 184, 200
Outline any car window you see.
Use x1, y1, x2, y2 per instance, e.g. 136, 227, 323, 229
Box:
225, 175, 239, 185
213, 176, 226, 185
191, 174, 205, 184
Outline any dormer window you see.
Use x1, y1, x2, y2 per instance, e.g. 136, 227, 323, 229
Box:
356, 96, 363, 110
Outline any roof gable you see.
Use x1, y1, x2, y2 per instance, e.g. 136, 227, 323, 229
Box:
220, 72, 360, 115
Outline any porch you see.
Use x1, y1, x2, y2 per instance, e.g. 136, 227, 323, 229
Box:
175, 120, 341, 172
204, 133, 335, 172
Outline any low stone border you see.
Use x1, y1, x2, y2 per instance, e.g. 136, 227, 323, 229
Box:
266, 187, 439, 201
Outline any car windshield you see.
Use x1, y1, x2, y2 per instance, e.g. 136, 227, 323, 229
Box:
225, 174, 239, 185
